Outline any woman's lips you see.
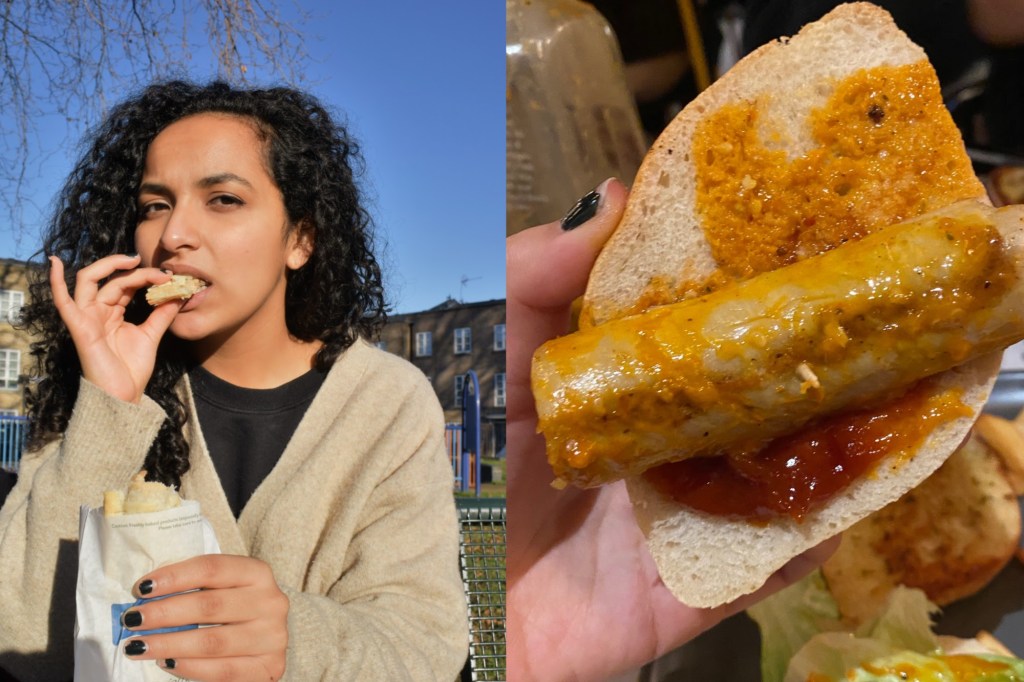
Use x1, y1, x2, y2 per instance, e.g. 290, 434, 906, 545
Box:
179, 285, 209, 312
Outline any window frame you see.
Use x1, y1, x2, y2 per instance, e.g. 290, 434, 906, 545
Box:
494, 372, 506, 407
0, 290, 24, 325
493, 323, 506, 351
454, 327, 472, 355
415, 331, 433, 357
0, 349, 20, 391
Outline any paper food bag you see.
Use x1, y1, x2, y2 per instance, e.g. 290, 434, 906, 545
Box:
73, 500, 221, 682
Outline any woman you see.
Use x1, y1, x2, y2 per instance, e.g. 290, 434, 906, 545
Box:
0, 81, 468, 681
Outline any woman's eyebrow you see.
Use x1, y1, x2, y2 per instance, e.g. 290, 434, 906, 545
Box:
199, 172, 254, 189
138, 181, 171, 197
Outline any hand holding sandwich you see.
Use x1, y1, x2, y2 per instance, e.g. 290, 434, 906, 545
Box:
507, 179, 837, 681
48, 254, 181, 404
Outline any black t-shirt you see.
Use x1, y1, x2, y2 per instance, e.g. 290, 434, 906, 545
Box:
189, 365, 327, 518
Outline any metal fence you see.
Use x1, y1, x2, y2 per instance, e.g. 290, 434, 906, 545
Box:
2, 418, 478, 485
457, 498, 506, 682
0, 416, 27, 472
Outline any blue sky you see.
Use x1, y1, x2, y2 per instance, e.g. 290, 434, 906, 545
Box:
0, 2, 505, 315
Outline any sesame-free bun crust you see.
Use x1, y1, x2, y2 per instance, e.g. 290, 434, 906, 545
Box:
583, 3, 999, 608
626, 358, 999, 608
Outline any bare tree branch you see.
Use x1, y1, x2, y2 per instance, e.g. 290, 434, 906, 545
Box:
0, 0, 310, 246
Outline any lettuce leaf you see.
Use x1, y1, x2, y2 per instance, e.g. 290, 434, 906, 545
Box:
749, 570, 1024, 681
746, 569, 843, 682
783, 582, 941, 681
855, 586, 940, 653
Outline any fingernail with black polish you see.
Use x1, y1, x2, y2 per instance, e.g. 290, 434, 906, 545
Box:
561, 190, 601, 230
138, 579, 154, 595
121, 610, 142, 628
125, 639, 147, 656
160, 659, 176, 670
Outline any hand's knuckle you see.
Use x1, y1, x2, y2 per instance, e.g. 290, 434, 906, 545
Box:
258, 656, 287, 681
198, 592, 223, 620
274, 628, 289, 652
213, 660, 244, 682
257, 561, 275, 582
271, 590, 289, 616
196, 554, 221, 580
147, 599, 172, 623
198, 629, 225, 656
160, 566, 182, 591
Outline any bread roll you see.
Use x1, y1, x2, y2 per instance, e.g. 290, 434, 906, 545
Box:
577, 3, 1002, 607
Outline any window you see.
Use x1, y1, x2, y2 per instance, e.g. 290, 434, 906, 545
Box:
454, 327, 472, 355
0, 290, 24, 325
494, 373, 506, 407
455, 374, 466, 407
0, 350, 19, 390
493, 324, 506, 351
415, 331, 433, 357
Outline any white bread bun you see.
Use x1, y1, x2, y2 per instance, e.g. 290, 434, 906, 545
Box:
583, 2, 985, 326
583, 3, 1001, 608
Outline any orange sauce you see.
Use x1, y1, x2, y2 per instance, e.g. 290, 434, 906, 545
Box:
591, 63, 983, 508
861, 654, 1016, 681
623, 61, 983, 316
643, 383, 971, 522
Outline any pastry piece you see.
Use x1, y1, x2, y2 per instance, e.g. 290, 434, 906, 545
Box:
145, 274, 207, 306
103, 470, 182, 516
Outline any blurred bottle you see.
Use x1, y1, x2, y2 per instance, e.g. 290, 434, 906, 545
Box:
506, 0, 648, 235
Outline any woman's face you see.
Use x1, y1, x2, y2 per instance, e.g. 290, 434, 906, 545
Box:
135, 113, 310, 351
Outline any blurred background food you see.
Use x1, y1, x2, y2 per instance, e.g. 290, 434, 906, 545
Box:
823, 423, 1022, 626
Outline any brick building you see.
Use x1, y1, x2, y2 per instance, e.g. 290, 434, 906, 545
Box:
0, 259, 34, 415
377, 298, 506, 458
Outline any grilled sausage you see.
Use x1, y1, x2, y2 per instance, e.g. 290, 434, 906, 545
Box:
532, 201, 1024, 488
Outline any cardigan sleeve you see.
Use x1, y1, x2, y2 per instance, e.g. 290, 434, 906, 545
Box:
0, 379, 166, 679
281, 381, 470, 681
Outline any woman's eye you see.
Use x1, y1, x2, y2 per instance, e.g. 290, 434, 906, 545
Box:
139, 202, 168, 217
210, 195, 243, 208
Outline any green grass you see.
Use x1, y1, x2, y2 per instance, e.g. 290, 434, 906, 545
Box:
455, 457, 506, 499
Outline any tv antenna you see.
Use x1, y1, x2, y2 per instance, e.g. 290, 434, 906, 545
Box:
459, 274, 481, 302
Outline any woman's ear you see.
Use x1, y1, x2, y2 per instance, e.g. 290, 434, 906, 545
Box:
286, 222, 314, 270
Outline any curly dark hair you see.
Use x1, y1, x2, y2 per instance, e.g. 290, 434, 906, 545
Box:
19, 80, 387, 487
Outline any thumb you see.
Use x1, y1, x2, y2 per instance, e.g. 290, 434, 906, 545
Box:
507, 178, 628, 423
138, 299, 185, 343
507, 178, 628, 311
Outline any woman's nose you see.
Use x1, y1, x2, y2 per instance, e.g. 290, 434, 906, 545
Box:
159, 204, 200, 251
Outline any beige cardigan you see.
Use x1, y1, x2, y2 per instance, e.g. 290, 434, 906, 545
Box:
0, 340, 469, 681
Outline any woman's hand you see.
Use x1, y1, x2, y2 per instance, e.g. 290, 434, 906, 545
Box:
120, 554, 290, 681
507, 178, 837, 681
49, 254, 179, 403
